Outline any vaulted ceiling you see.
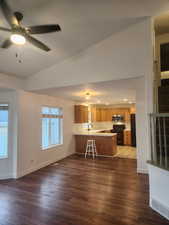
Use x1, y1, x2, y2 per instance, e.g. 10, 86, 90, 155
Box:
0, 0, 169, 78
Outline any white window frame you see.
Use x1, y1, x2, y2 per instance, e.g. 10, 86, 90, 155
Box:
0, 103, 9, 159
41, 106, 63, 150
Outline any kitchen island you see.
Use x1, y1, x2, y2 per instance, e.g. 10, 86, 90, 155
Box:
74, 130, 117, 156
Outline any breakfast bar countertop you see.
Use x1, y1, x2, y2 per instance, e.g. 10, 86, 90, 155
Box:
74, 129, 117, 137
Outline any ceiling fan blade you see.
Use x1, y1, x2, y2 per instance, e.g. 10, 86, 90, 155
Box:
0, 0, 19, 27
0, 26, 11, 32
1, 38, 12, 48
24, 33, 50, 52
28, 24, 61, 34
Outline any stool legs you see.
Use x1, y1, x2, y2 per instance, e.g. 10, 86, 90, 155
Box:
93, 140, 98, 156
85, 140, 97, 159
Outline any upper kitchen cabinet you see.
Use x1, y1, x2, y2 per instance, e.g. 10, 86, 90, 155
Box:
74, 105, 88, 123
95, 108, 111, 122
91, 106, 97, 122
100, 108, 107, 121
124, 109, 131, 122
130, 106, 136, 114
74, 105, 135, 123
96, 108, 101, 122
94, 107, 131, 122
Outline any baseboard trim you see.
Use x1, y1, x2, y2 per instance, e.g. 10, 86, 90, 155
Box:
76, 152, 114, 158
150, 197, 169, 220
17, 153, 74, 178
137, 168, 148, 174
0, 173, 14, 180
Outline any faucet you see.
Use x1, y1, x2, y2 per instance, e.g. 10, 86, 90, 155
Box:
87, 122, 93, 131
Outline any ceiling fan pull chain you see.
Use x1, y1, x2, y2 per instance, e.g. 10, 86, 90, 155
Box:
15, 46, 23, 63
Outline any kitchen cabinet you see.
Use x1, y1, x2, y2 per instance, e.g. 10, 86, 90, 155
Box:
74, 105, 88, 123
124, 109, 130, 122
100, 108, 107, 121
75, 134, 117, 156
124, 130, 131, 146
95, 107, 130, 122
96, 108, 101, 121
91, 106, 97, 122
74, 105, 133, 123
130, 106, 136, 114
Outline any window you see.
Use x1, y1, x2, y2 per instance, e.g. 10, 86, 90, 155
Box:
42, 106, 63, 149
0, 104, 8, 158
160, 43, 169, 72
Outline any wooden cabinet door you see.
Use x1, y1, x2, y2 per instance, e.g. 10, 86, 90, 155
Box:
96, 108, 101, 122
122, 109, 127, 122
124, 130, 131, 146
93, 107, 131, 123
123, 109, 130, 122
91, 106, 97, 122
100, 108, 107, 122
83, 106, 88, 123
130, 106, 136, 114
74, 105, 80, 123
74, 105, 88, 123
103, 108, 112, 121
108, 108, 113, 121
100, 108, 103, 121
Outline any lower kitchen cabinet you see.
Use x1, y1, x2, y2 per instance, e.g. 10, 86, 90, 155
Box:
75, 134, 117, 156
124, 130, 131, 146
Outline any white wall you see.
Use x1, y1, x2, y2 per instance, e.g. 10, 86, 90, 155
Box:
16, 91, 75, 177
0, 73, 24, 90
26, 18, 152, 91
136, 78, 149, 173
135, 73, 154, 174
149, 164, 169, 220
0, 91, 18, 179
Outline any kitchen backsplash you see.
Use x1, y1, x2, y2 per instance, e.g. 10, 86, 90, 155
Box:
74, 121, 131, 132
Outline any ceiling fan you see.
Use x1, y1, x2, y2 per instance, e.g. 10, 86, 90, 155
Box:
0, 0, 61, 51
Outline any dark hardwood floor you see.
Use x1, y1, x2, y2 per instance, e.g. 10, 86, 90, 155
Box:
0, 155, 169, 225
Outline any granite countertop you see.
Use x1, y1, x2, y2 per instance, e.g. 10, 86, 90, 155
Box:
74, 129, 117, 137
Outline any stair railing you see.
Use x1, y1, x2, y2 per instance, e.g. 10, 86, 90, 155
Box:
149, 113, 169, 169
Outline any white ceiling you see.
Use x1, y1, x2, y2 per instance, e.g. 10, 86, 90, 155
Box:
35, 77, 138, 105
0, 0, 169, 78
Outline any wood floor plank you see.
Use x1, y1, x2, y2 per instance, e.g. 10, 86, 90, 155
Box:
0, 155, 169, 225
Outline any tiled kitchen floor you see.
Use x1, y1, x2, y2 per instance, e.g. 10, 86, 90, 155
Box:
114, 145, 137, 159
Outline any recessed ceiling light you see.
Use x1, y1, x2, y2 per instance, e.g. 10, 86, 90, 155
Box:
97, 100, 101, 104
123, 98, 128, 102
85, 92, 91, 100
10, 33, 26, 45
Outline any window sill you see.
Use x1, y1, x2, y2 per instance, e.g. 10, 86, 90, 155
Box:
0, 156, 8, 160
42, 144, 63, 151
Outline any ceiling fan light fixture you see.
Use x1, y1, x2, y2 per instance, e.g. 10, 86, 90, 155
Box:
10, 34, 26, 45
85, 92, 91, 100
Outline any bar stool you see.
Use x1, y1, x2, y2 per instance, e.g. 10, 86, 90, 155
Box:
85, 140, 98, 159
